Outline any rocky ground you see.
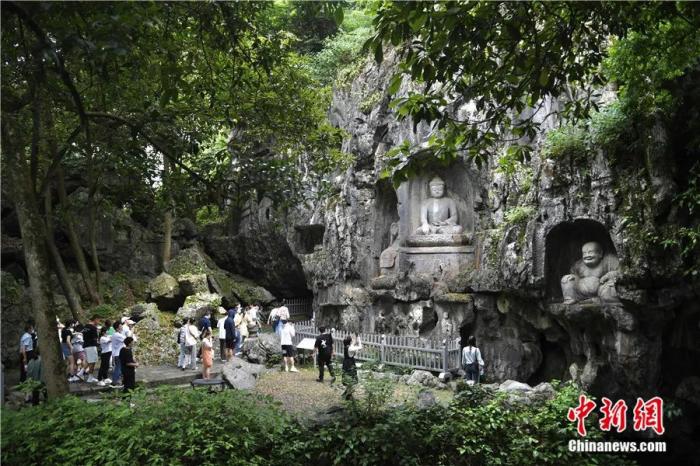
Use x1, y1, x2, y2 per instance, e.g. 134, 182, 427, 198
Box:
254, 365, 454, 419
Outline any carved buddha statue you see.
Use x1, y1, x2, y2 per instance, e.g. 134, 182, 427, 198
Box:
561, 241, 620, 304
414, 176, 464, 235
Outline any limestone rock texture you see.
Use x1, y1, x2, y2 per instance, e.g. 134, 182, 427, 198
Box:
289, 47, 700, 425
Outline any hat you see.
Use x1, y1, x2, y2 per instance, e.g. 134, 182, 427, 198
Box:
122, 316, 135, 325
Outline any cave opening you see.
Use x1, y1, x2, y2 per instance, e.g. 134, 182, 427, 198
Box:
527, 337, 569, 386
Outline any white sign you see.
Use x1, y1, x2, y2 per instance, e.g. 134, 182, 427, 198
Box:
296, 337, 316, 351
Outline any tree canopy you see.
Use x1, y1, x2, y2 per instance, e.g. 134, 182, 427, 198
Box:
366, 1, 700, 180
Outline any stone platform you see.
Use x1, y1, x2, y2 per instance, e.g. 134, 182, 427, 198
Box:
404, 233, 470, 247
399, 245, 474, 276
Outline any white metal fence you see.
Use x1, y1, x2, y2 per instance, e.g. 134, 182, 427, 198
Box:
292, 320, 462, 373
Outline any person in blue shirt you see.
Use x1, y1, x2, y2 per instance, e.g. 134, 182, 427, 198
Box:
224, 309, 237, 362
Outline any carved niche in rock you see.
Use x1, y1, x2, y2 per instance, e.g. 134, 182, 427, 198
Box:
395, 170, 475, 278
545, 219, 620, 303
379, 222, 400, 274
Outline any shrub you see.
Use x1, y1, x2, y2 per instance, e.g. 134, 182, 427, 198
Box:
589, 102, 634, 155
89, 303, 118, 320
541, 124, 588, 160
1, 387, 296, 466
504, 205, 536, 226
2, 382, 635, 466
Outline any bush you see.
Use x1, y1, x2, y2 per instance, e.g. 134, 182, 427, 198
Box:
3, 382, 635, 466
89, 303, 118, 320
1, 387, 297, 466
504, 206, 536, 226
541, 124, 588, 160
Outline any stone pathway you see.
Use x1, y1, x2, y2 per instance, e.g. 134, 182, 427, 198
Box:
67, 360, 227, 395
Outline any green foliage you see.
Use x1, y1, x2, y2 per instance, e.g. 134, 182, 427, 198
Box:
589, 102, 634, 154
3, 382, 635, 466
347, 371, 394, 418
604, 13, 700, 115
541, 125, 588, 161
504, 206, 536, 227
265, 352, 283, 368
360, 90, 382, 114
366, 2, 699, 182
308, 6, 373, 86
15, 378, 43, 395
1, 387, 296, 466
89, 303, 118, 320
195, 204, 227, 227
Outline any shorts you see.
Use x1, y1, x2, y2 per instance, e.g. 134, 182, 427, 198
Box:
85, 346, 98, 364
73, 351, 86, 363
225, 339, 235, 350
61, 343, 72, 358
282, 345, 295, 357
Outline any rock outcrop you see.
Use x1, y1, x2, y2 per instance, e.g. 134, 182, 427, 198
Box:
285, 47, 700, 420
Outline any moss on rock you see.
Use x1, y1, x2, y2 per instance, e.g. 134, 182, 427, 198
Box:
164, 247, 210, 278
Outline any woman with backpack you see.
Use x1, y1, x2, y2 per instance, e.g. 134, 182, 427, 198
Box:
462, 335, 485, 384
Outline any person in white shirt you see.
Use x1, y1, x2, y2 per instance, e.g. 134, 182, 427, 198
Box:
217, 308, 227, 362
111, 321, 127, 386
342, 335, 362, 400
280, 320, 298, 372
184, 318, 200, 370
96, 326, 113, 386
462, 335, 485, 384
267, 306, 280, 334
19, 323, 35, 383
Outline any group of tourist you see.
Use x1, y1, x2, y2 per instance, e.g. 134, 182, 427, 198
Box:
58, 315, 139, 390
176, 304, 262, 379
17, 314, 141, 403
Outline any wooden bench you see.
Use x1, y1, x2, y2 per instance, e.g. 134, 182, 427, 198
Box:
191, 378, 228, 391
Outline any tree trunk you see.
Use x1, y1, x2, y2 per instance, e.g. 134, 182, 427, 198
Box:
87, 183, 102, 294
44, 187, 83, 320
4, 143, 69, 399
56, 166, 101, 304
161, 156, 173, 271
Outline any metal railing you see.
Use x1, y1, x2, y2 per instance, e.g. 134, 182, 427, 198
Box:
292, 320, 462, 373
285, 297, 313, 319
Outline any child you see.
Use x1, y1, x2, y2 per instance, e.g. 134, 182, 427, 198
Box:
342, 335, 362, 400
201, 328, 213, 379
119, 337, 138, 392
71, 327, 86, 381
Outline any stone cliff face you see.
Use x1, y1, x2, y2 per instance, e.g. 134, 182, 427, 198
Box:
293, 49, 700, 413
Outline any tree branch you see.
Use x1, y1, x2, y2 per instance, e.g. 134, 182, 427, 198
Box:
85, 111, 214, 188
6, 1, 90, 142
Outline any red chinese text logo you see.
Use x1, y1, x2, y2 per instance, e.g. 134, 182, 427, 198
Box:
567, 395, 665, 436
632, 397, 665, 435
567, 395, 597, 436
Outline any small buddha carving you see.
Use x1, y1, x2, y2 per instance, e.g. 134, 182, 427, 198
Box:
379, 222, 400, 276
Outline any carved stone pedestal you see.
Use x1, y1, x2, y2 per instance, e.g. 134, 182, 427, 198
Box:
399, 245, 475, 277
